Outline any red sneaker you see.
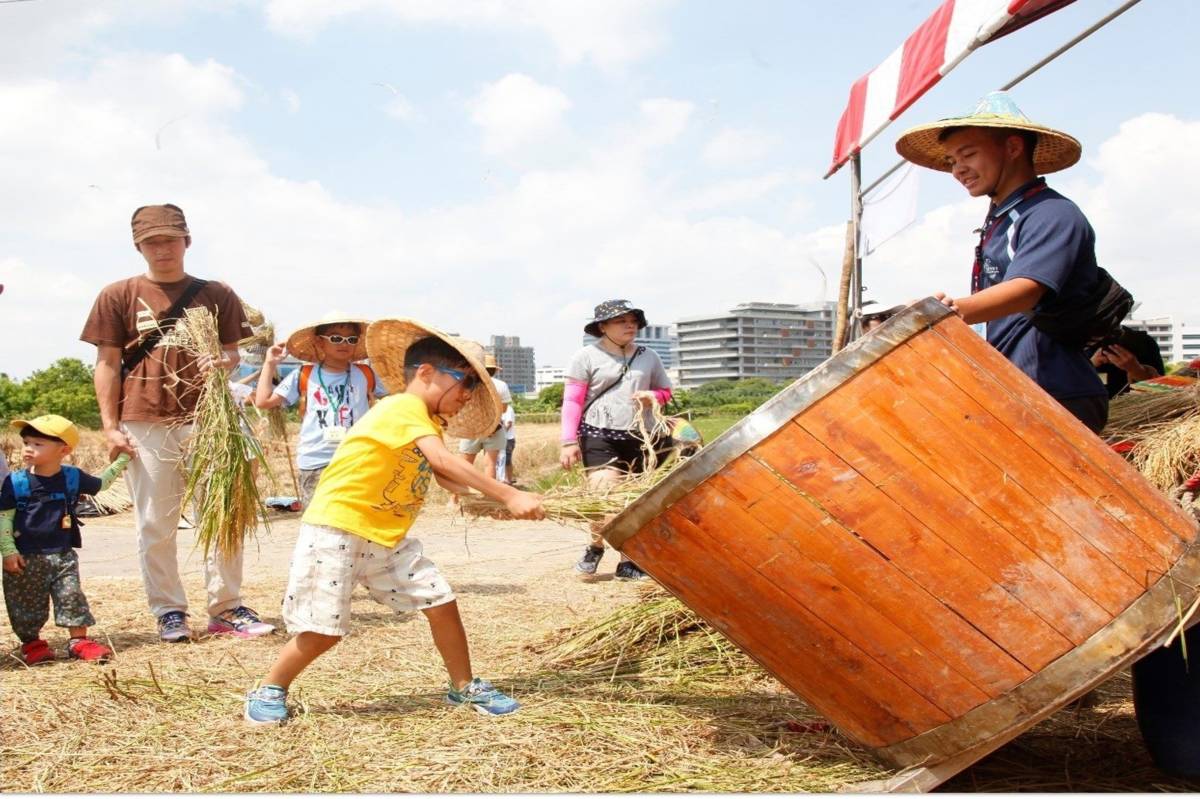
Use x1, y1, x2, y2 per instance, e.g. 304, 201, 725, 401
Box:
20, 639, 56, 666
67, 637, 113, 663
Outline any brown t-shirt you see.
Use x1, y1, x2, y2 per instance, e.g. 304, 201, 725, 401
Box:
80, 275, 250, 423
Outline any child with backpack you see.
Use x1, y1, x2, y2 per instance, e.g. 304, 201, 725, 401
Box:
254, 314, 386, 506
1, 415, 130, 664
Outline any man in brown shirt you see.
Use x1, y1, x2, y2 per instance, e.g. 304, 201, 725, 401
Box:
81, 204, 274, 643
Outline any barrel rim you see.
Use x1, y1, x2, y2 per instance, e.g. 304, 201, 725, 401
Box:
602, 297, 955, 549
874, 538, 1200, 767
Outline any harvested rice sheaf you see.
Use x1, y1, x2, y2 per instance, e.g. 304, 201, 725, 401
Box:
179, 306, 273, 557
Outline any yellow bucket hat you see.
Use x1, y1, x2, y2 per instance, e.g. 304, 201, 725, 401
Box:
10, 414, 80, 448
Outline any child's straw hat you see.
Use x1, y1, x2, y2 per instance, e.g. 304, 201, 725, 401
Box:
286, 312, 370, 363
895, 91, 1081, 175
366, 319, 501, 439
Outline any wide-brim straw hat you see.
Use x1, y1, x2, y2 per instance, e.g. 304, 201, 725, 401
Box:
895, 91, 1081, 175
484, 352, 501, 374
286, 312, 370, 363
366, 319, 501, 439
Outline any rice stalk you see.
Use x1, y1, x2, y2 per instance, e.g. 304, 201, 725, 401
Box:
1131, 414, 1200, 493
1104, 384, 1200, 443
177, 306, 272, 558
89, 477, 132, 515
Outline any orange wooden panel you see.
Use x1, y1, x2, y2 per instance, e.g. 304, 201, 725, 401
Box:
752, 423, 1074, 671
709, 456, 1030, 696
674, 474, 991, 717
623, 507, 926, 747
926, 319, 1196, 554
799, 383, 1116, 641
842, 356, 1152, 613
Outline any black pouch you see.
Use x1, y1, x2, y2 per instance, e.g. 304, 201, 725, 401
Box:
1024, 267, 1134, 351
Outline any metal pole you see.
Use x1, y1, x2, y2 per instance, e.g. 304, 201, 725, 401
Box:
849, 152, 865, 343
859, 0, 1144, 198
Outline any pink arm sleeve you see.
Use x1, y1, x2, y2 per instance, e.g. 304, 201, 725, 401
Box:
652, 388, 672, 406
561, 381, 588, 443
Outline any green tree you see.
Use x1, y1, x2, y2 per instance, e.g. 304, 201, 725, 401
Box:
536, 382, 564, 409
15, 358, 101, 429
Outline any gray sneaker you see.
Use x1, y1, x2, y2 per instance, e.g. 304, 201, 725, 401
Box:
157, 611, 192, 643
574, 545, 605, 575
614, 560, 649, 581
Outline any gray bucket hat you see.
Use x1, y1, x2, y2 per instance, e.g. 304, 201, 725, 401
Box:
584, 299, 648, 338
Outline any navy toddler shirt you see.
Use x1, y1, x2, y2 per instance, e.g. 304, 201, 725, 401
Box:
0, 469, 102, 554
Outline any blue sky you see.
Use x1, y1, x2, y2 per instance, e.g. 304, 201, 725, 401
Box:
1, 0, 1196, 378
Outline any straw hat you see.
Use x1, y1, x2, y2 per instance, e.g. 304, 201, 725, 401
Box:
366, 319, 501, 439
484, 352, 501, 374
286, 312, 370, 363
895, 91, 1081, 175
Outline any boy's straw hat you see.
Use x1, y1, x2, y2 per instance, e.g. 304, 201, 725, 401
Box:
10, 414, 80, 448
366, 319, 501, 439
286, 312, 370, 363
895, 91, 1081, 175
484, 352, 501, 374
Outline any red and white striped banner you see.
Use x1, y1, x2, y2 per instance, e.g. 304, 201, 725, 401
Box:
826, 0, 1075, 177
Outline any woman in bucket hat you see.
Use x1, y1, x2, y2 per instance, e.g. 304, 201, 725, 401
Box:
244, 318, 544, 725
560, 299, 673, 581
253, 312, 386, 507
896, 91, 1108, 433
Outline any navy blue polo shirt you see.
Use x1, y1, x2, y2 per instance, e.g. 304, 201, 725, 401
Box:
977, 179, 1107, 402
0, 469, 102, 554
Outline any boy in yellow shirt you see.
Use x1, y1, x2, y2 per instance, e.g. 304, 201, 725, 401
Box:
245, 319, 544, 724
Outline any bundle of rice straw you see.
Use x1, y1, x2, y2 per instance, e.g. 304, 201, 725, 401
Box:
1104, 384, 1200, 444
460, 451, 683, 527
179, 306, 272, 557
1131, 414, 1200, 494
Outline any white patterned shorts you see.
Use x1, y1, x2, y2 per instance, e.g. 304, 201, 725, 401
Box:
282, 523, 455, 636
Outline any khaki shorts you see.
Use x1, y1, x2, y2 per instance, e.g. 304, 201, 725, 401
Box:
458, 425, 506, 454
282, 523, 455, 636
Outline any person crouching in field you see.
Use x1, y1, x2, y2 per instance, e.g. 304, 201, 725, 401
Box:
1, 416, 129, 665
244, 320, 545, 725
254, 314, 386, 507
560, 300, 673, 581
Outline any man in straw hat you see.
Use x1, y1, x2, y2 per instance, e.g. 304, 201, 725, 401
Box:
254, 313, 387, 506
896, 91, 1109, 432
81, 204, 273, 644
244, 319, 544, 725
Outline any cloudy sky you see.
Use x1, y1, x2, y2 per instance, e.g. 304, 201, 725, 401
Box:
1, 0, 1196, 378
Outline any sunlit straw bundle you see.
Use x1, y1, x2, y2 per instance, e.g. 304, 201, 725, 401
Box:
90, 477, 132, 514
1104, 384, 1200, 444
179, 306, 272, 557
1131, 414, 1200, 494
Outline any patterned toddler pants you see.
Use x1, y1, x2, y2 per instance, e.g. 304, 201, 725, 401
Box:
2, 550, 95, 643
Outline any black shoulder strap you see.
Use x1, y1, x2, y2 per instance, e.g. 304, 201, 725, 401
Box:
582, 345, 645, 418
122, 278, 209, 374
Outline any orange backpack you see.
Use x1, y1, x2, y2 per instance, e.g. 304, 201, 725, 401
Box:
297, 363, 378, 417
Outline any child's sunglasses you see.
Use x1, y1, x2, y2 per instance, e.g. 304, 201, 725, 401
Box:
432, 365, 480, 391
319, 334, 360, 345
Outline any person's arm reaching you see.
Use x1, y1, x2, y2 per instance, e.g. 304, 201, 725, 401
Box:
417, 435, 544, 519
254, 343, 288, 410
0, 510, 22, 574
933, 278, 1047, 325
97, 453, 132, 492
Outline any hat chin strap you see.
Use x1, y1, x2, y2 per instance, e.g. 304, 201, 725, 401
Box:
601, 330, 634, 354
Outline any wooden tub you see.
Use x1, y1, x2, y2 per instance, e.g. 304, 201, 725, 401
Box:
602, 298, 1200, 789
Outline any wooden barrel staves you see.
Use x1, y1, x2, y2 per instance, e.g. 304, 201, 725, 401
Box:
602, 298, 1200, 789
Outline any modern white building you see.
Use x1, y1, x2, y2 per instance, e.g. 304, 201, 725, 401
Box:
674, 302, 836, 389
582, 322, 678, 368
533, 365, 565, 396
1125, 316, 1200, 365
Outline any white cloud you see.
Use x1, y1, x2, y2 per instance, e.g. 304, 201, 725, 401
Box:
382, 93, 419, 122
702, 128, 780, 166
468, 74, 570, 154
263, 0, 673, 68
281, 88, 301, 113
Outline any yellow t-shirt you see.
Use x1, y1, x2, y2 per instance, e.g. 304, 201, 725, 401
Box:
302, 393, 442, 547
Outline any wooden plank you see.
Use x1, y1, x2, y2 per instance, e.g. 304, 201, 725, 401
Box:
845, 355, 1152, 611
675, 473, 992, 718
622, 509, 923, 748
752, 423, 1074, 671
926, 318, 1196, 553
800, 379, 1116, 641
711, 455, 1030, 696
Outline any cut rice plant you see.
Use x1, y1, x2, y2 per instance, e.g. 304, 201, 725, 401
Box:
1131, 414, 1200, 494
460, 450, 683, 528
1104, 384, 1200, 444
90, 477, 132, 515
178, 306, 272, 558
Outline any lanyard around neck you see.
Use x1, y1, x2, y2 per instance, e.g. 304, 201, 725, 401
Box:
971, 180, 1048, 294
315, 365, 349, 419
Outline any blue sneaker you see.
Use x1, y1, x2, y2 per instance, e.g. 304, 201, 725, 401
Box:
157, 611, 191, 643
244, 684, 288, 725
446, 678, 519, 716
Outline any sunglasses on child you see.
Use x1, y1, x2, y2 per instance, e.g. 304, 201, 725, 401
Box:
319, 334, 360, 345
431, 365, 480, 391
